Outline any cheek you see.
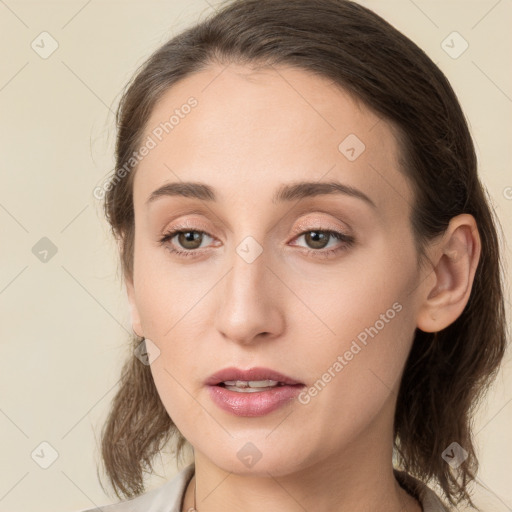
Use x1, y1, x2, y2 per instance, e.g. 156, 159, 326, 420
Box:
149, 357, 203, 431
133, 246, 217, 339
293, 298, 416, 453
291, 238, 419, 411
290, 233, 417, 354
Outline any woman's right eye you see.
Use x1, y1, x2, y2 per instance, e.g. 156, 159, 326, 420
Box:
159, 229, 216, 257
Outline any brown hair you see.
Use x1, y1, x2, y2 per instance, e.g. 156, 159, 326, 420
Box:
99, 0, 508, 508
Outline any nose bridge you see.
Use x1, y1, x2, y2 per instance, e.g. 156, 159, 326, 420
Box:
223, 206, 270, 293
214, 230, 283, 343
226, 234, 269, 311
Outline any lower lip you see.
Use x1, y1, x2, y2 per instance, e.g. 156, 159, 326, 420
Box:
207, 384, 304, 417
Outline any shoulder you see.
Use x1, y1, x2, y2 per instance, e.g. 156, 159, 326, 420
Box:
73, 463, 195, 512
394, 469, 450, 512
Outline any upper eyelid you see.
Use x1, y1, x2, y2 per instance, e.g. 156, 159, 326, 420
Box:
162, 225, 348, 238
162, 214, 350, 236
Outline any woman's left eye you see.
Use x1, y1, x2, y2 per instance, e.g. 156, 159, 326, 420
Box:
290, 229, 355, 258
158, 228, 354, 259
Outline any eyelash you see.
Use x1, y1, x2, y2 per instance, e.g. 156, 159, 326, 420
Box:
158, 226, 355, 259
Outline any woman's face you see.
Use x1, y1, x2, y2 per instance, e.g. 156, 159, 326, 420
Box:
127, 63, 427, 475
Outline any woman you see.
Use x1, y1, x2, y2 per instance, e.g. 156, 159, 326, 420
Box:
77, 0, 507, 510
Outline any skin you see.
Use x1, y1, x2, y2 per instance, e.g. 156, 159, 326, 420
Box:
125, 63, 481, 512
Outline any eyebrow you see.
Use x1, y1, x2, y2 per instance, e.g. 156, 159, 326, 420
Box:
145, 180, 377, 209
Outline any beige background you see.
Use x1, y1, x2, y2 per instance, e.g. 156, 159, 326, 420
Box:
0, 0, 511, 511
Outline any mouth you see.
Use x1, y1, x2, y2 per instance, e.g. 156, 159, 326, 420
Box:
205, 367, 305, 417
217, 379, 289, 393
205, 366, 303, 388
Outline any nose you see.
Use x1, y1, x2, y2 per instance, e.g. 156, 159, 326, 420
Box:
214, 238, 286, 346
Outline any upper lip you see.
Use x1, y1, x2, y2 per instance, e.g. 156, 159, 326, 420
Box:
205, 367, 303, 386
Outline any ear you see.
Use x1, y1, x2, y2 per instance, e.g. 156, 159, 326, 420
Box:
416, 214, 481, 333
125, 275, 143, 338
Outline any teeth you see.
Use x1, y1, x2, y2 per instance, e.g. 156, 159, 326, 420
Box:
222, 379, 280, 392
225, 386, 275, 393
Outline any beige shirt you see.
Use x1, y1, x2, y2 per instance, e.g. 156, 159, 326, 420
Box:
76, 463, 449, 511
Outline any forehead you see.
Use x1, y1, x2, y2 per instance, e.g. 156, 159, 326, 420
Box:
133, 63, 412, 217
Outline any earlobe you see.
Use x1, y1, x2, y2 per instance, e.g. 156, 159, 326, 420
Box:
126, 277, 143, 338
416, 214, 481, 333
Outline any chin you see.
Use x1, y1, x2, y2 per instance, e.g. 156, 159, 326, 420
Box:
196, 434, 318, 477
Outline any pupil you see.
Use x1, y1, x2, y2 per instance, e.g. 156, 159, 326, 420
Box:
179, 231, 201, 249
307, 231, 328, 249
